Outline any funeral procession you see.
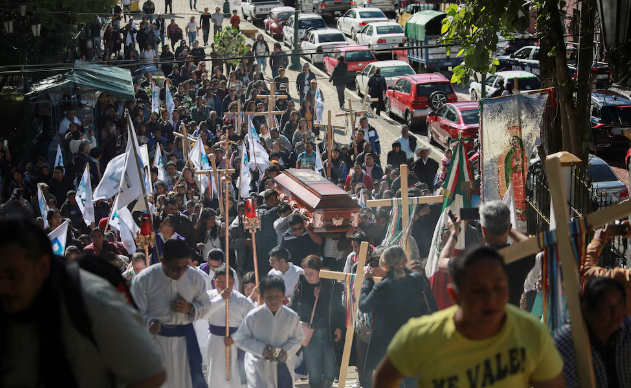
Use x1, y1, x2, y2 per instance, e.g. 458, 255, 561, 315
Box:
2, 0, 631, 387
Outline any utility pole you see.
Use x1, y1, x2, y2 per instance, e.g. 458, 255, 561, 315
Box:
289, 3, 301, 70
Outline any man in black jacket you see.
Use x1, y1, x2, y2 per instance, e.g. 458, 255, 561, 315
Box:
411, 146, 439, 191
254, 190, 281, 275
368, 67, 387, 115
296, 63, 316, 102
329, 55, 348, 109
269, 43, 288, 79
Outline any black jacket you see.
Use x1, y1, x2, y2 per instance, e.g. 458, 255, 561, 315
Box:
296, 71, 317, 98
411, 157, 439, 190
329, 62, 348, 86
269, 50, 289, 70
368, 74, 387, 98
359, 269, 437, 371
288, 276, 345, 331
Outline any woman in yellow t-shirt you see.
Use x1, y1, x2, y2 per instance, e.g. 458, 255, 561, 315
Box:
374, 245, 565, 388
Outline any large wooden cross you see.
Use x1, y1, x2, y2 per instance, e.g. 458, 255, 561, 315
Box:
499, 154, 631, 388
318, 241, 382, 388
335, 98, 367, 156
313, 110, 346, 179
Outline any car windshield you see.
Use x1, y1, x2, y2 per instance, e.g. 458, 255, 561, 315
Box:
299, 19, 326, 29
588, 163, 619, 183
277, 12, 293, 20
516, 77, 541, 90
460, 110, 480, 125
379, 65, 414, 77
346, 50, 375, 61
416, 82, 454, 96
376, 25, 404, 35
601, 106, 631, 124
359, 10, 386, 18
318, 33, 346, 43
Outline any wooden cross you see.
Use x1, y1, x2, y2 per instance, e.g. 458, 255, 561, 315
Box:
335, 98, 367, 156
313, 110, 346, 179
365, 164, 443, 229
318, 241, 382, 388
498, 154, 631, 388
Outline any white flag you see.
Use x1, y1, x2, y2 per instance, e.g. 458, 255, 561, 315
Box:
166, 84, 175, 125
109, 195, 140, 254
239, 146, 252, 197
248, 139, 270, 174
315, 86, 324, 124
139, 144, 152, 195
502, 182, 517, 244
315, 143, 324, 173
48, 220, 68, 256
151, 84, 161, 113
152, 146, 166, 182
54, 144, 64, 169
190, 138, 214, 197
93, 153, 126, 200
76, 165, 95, 225
37, 185, 50, 228
248, 117, 261, 144
117, 116, 146, 210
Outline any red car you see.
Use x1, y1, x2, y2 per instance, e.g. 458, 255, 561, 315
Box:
391, 38, 409, 63
323, 45, 377, 82
426, 101, 480, 152
264, 7, 294, 38
385, 73, 457, 127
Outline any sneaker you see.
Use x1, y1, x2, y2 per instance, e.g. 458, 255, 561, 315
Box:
352, 383, 359, 388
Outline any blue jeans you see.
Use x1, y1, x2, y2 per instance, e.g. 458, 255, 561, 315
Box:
271, 68, 279, 79
189, 0, 197, 8
256, 57, 266, 72
303, 327, 337, 387
188, 31, 197, 46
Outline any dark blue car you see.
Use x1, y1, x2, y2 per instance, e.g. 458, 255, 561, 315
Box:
590, 90, 631, 154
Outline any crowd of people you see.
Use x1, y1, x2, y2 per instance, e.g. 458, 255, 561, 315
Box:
2, 2, 631, 388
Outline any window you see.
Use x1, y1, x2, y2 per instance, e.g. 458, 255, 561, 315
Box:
394, 78, 404, 91
346, 10, 356, 18
299, 18, 326, 30
416, 82, 454, 96
485, 75, 497, 86
318, 33, 346, 43
367, 65, 376, 77
601, 106, 631, 124
358, 10, 386, 18
401, 79, 412, 94
286, 17, 293, 27
588, 163, 618, 182
436, 105, 449, 118
515, 77, 541, 90
445, 107, 458, 122
514, 48, 532, 59
376, 25, 404, 35
277, 12, 293, 20
494, 76, 504, 88
379, 65, 414, 78
460, 110, 480, 125
366, 26, 373, 36
345, 50, 375, 62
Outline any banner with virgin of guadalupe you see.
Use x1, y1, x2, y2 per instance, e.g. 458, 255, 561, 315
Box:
481, 93, 548, 232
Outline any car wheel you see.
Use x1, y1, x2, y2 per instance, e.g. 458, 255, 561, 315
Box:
356, 80, 362, 96
385, 98, 393, 118
470, 90, 478, 100
405, 110, 413, 127
429, 91, 448, 111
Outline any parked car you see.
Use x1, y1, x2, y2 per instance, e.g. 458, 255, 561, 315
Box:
590, 90, 631, 153
530, 154, 628, 209
496, 34, 538, 56
354, 60, 414, 96
283, 13, 327, 49
299, 0, 352, 17
354, 0, 396, 13
242, 0, 284, 21
468, 70, 541, 100
336, 8, 388, 40
384, 73, 458, 128
299, 28, 349, 64
323, 45, 377, 83
264, 7, 294, 38
426, 101, 479, 152
355, 21, 405, 55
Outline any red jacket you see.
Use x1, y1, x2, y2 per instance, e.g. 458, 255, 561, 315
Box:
344, 171, 373, 192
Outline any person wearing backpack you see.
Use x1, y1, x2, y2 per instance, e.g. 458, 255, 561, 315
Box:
0, 218, 166, 388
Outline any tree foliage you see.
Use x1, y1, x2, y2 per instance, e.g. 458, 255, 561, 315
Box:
441, 1, 533, 84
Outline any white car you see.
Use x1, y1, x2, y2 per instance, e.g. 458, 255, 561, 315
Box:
468, 70, 541, 100
355, 21, 405, 53
353, 0, 396, 13
300, 28, 349, 64
283, 13, 327, 49
355, 60, 414, 97
336, 8, 388, 40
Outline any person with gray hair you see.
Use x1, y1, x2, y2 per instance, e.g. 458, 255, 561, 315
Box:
438, 200, 535, 307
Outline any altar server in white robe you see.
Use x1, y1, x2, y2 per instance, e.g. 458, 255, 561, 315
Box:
233, 275, 305, 388
191, 263, 211, 376
131, 239, 213, 388
206, 264, 255, 388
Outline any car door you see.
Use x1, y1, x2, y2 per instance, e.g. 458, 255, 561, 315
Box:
431, 105, 450, 142
301, 31, 312, 53
491, 75, 504, 94
391, 77, 405, 115
482, 74, 497, 97
357, 25, 370, 45
285, 16, 294, 44
358, 64, 372, 96
511, 47, 532, 71
399, 79, 412, 115
325, 48, 339, 74
340, 10, 354, 35
440, 106, 458, 145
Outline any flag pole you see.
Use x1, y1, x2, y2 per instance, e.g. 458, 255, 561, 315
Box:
223, 173, 232, 381
125, 110, 154, 236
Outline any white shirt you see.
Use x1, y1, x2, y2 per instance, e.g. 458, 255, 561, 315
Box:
396, 135, 416, 159
187, 22, 198, 33
268, 263, 304, 299
59, 116, 81, 135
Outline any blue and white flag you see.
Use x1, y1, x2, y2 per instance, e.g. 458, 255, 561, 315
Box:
151, 84, 161, 113
358, 189, 366, 208
48, 220, 68, 256
248, 116, 261, 144
315, 85, 324, 123
152, 146, 166, 182
166, 84, 175, 125
54, 144, 64, 169
37, 185, 50, 228
238, 146, 252, 197
247, 138, 270, 177
190, 138, 214, 197
76, 165, 95, 225
117, 116, 146, 210
93, 153, 126, 200
139, 144, 152, 195
315, 142, 324, 174
109, 195, 139, 254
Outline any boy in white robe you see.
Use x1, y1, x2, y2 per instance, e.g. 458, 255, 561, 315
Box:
206, 264, 255, 388
131, 238, 213, 388
233, 275, 305, 388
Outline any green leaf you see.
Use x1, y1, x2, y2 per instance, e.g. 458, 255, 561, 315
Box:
441, 23, 450, 34
457, 48, 465, 57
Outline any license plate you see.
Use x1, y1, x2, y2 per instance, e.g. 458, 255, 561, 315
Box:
335, 10, 341, 14
259, 7, 271, 11
612, 127, 622, 135
596, 74, 609, 79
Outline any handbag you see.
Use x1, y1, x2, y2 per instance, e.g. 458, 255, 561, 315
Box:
300, 281, 321, 347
